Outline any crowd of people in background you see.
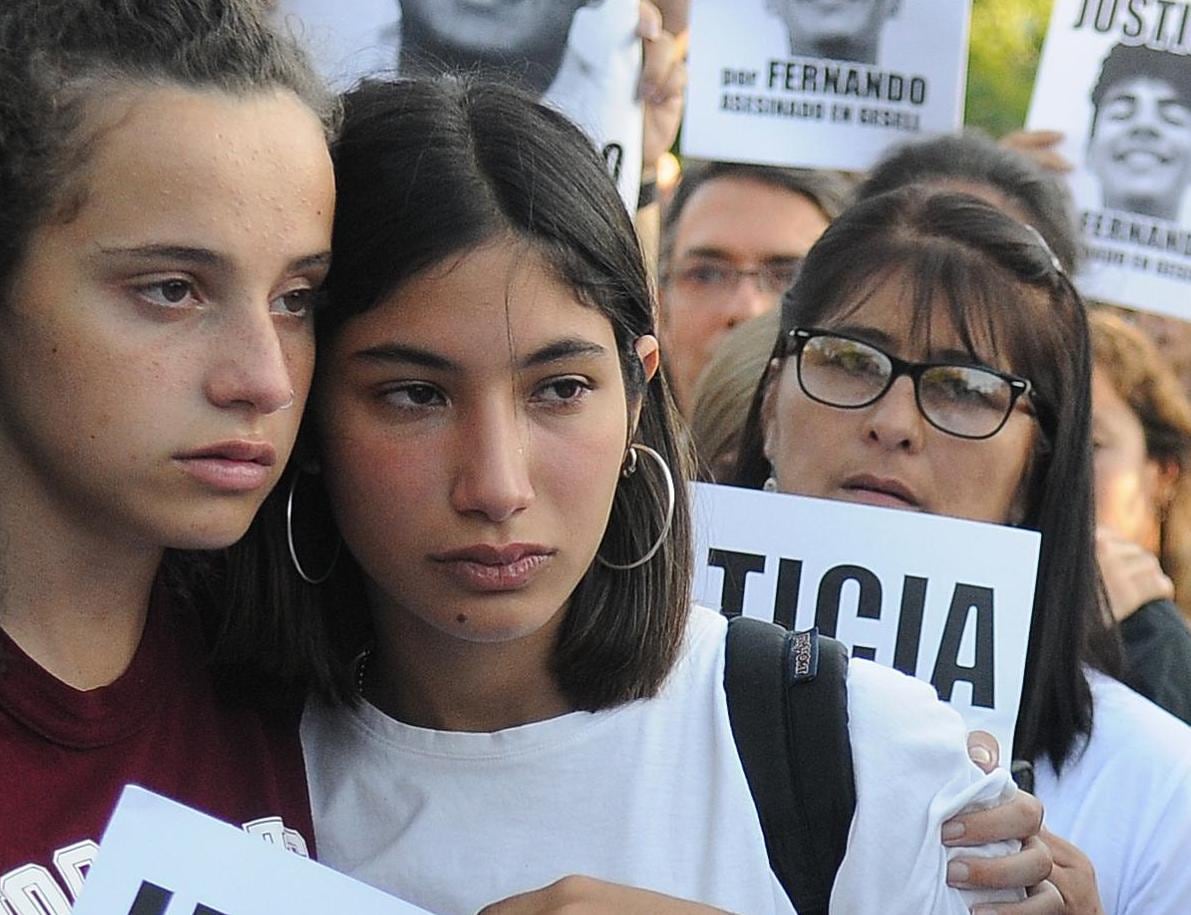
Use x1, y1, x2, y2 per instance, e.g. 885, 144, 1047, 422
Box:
2, 1, 1190, 914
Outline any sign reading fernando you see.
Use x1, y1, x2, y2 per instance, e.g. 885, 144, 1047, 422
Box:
681, 0, 971, 171
692, 483, 1040, 755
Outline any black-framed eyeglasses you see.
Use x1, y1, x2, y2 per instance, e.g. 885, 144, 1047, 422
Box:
782, 328, 1034, 440
668, 258, 803, 299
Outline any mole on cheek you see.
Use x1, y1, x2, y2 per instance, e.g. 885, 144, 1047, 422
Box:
456, 614, 468, 624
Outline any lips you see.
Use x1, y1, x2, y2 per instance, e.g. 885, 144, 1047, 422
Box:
1115, 147, 1172, 169
175, 440, 277, 493
839, 473, 922, 510
431, 543, 556, 592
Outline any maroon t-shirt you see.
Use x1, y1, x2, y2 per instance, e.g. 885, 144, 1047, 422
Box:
0, 598, 314, 913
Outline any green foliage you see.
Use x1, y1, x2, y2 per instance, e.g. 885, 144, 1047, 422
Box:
965, 0, 1055, 137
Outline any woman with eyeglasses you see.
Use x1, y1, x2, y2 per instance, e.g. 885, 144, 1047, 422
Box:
735, 186, 1191, 914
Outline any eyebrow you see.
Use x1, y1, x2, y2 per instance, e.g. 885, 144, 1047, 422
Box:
682, 246, 803, 265
831, 324, 983, 365
93, 244, 332, 275
354, 337, 609, 371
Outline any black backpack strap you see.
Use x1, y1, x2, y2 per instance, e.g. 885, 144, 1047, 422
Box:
724, 616, 856, 915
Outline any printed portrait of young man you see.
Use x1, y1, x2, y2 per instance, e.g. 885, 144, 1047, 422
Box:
765, 0, 901, 65
395, 0, 601, 97
1087, 42, 1191, 221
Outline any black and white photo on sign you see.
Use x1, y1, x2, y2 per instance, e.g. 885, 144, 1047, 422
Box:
691, 483, 1040, 755
1028, 0, 1191, 320
1086, 43, 1191, 221
765, 0, 903, 65
275, 0, 643, 206
680, 0, 969, 171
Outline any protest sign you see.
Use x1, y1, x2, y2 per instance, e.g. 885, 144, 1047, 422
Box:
73, 787, 430, 915
691, 482, 1039, 754
681, 0, 971, 171
276, 0, 643, 208
1028, 0, 1191, 319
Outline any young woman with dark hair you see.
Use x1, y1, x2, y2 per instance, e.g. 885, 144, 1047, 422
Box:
0, 0, 336, 904
231, 77, 1061, 914
735, 187, 1191, 913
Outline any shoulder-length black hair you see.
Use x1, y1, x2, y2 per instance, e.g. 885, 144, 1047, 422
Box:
736, 187, 1121, 771
212, 76, 694, 712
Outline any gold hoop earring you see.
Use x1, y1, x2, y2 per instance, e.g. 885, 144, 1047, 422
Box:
596, 444, 676, 571
286, 468, 341, 585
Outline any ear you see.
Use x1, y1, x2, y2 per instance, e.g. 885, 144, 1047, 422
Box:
626, 334, 661, 438
635, 333, 661, 384
1148, 456, 1181, 516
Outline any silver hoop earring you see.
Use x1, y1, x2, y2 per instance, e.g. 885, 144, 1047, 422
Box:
286, 469, 341, 585
596, 443, 676, 571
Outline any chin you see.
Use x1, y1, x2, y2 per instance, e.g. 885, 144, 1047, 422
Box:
164, 511, 259, 552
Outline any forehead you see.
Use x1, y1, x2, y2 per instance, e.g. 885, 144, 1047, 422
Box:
1102, 76, 1185, 105
63, 85, 333, 258
672, 176, 829, 262
778, 0, 888, 16
817, 267, 1013, 365
331, 240, 617, 360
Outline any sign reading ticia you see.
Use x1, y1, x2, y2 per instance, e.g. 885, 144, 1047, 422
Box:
691, 482, 1040, 756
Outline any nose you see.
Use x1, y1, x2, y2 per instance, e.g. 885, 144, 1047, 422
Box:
862, 375, 925, 452
450, 403, 534, 523
723, 272, 776, 329
1130, 96, 1163, 136
204, 306, 305, 415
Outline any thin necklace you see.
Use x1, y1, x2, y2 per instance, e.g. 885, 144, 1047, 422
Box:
355, 646, 373, 698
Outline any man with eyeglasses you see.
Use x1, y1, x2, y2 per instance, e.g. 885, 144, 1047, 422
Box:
658, 162, 853, 414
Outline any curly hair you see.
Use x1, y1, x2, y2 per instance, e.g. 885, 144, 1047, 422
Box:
1091, 308, 1191, 614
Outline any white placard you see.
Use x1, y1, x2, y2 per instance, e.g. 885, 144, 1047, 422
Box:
74, 787, 430, 915
681, 0, 971, 171
276, 0, 643, 208
1027, 0, 1191, 319
692, 482, 1040, 755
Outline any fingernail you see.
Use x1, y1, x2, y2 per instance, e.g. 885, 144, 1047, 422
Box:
968, 745, 993, 767
946, 861, 970, 886
941, 820, 965, 842
640, 18, 661, 40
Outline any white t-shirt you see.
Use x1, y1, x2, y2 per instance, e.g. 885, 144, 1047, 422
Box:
302, 606, 1017, 914
1033, 669, 1191, 915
